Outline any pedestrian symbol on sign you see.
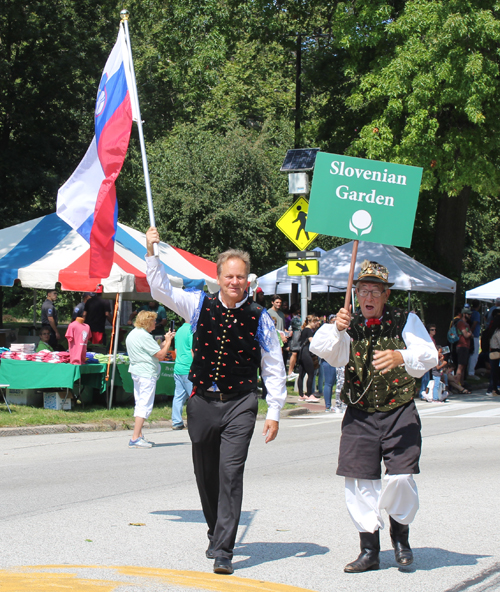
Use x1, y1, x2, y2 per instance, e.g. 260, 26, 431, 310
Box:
292, 205, 310, 242
276, 197, 318, 250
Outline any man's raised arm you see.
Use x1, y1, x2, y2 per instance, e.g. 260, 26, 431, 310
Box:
145, 227, 201, 324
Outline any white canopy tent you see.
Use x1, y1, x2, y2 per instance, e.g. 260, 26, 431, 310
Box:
258, 241, 456, 295
465, 279, 500, 301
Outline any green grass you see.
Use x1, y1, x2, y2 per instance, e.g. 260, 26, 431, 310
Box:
0, 402, 169, 429
0, 396, 293, 429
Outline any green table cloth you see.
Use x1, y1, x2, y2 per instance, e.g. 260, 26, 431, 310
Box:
116, 362, 175, 396
0, 359, 107, 392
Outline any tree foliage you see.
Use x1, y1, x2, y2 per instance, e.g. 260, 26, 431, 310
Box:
345, 0, 500, 199
0, 0, 118, 226
3, 0, 500, 310
144, 121, 293, 276
324, 0, 500, 286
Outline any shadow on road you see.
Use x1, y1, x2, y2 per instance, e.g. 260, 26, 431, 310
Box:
378, 547, 490, 572
150, 509, 260, 528
151, 442, 191, 448
149, 510, 329, 568
150, 509, 207, 522
233, 541, 330, 568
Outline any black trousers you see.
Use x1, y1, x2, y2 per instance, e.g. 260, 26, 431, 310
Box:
337, 400, 422, 480
186, 390, 258, 559
298, 351, 315, 397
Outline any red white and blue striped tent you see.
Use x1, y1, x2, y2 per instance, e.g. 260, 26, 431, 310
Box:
0, 214, 218, 297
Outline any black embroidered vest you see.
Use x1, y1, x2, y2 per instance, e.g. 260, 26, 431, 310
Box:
341, 306, 416, 412
189, 295, 264, 392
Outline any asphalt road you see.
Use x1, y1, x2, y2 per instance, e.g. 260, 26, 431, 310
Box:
1, 392, 499, 592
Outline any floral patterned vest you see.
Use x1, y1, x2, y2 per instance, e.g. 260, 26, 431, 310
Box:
189, 295, 264, 392
341, 305, 415, 413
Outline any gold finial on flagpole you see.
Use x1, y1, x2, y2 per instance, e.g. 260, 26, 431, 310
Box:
120, 9, 129, 21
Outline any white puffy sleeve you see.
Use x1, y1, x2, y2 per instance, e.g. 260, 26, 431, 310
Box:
397, 313, 438, 378
310, 323, 351, 368
145, 256, 202, 323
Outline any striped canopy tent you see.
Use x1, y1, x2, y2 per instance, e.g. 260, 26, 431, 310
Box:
0, 214, 218, 297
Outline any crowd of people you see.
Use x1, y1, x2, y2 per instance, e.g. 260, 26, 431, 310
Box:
40, 285, 112, 352
257, 297, 346, 410
443, 299, 500, 396
37, 286, 197, 447
257, 293, 500, 409
413, 300, 500, 401
37, 274, 499, 425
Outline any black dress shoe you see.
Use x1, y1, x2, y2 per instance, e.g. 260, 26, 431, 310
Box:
390, 517, 413, 566
344, 531, 380, 573
213, 557, 233, 575
206, 541, 215, 559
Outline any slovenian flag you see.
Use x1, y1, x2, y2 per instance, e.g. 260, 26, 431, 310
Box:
57, 24, 138, 278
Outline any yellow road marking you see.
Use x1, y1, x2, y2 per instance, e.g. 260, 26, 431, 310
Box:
0, 568, 116, 592
0, 565, 319, 592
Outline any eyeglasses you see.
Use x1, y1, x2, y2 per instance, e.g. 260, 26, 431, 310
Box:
357, 289, 386, 298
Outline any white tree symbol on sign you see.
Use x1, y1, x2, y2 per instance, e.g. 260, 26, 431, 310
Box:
349, 210, 373, 236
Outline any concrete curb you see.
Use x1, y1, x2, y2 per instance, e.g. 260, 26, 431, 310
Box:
0, 407, 310, 438
282, 407, 310, 417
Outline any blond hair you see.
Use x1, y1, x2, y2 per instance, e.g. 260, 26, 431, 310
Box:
135, 310, 157, 330
216, 249, 250, 277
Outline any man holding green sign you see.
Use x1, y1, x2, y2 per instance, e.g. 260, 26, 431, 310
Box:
308, 153, 437, 572
311, 261, 437, 572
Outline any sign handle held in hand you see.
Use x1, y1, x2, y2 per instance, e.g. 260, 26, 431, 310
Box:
344, 240, 359, 311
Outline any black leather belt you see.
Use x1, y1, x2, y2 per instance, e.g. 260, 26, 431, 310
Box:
195, 386, 254, 402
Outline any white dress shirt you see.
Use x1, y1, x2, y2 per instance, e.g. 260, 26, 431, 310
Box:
146, 256, 287, 421
310, 312, 438, 378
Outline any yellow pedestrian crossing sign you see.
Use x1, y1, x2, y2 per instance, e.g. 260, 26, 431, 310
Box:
276, 197, 318, 250
287, 259, 319, 276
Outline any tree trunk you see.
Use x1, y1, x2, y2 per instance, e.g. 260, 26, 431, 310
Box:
434, 186, 471, 296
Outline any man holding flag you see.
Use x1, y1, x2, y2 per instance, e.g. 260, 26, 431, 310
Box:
145, 227, 287, 575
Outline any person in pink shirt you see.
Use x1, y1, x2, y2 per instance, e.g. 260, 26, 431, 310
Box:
66, 317, 92, 365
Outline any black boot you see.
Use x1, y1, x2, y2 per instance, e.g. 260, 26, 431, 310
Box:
344, 531, 380, 573
390, 517, 413, 566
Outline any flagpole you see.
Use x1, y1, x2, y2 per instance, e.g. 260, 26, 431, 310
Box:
120, 9, 159, 258
108, 293, 122, 410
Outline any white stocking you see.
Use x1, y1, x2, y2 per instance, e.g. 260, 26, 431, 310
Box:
345, 477, 384, 533
378, 474, 419, 525
345, 474, 419, 532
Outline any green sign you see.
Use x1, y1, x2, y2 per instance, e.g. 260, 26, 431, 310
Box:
159, 362, 174, 379
306, 152, 423, 248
